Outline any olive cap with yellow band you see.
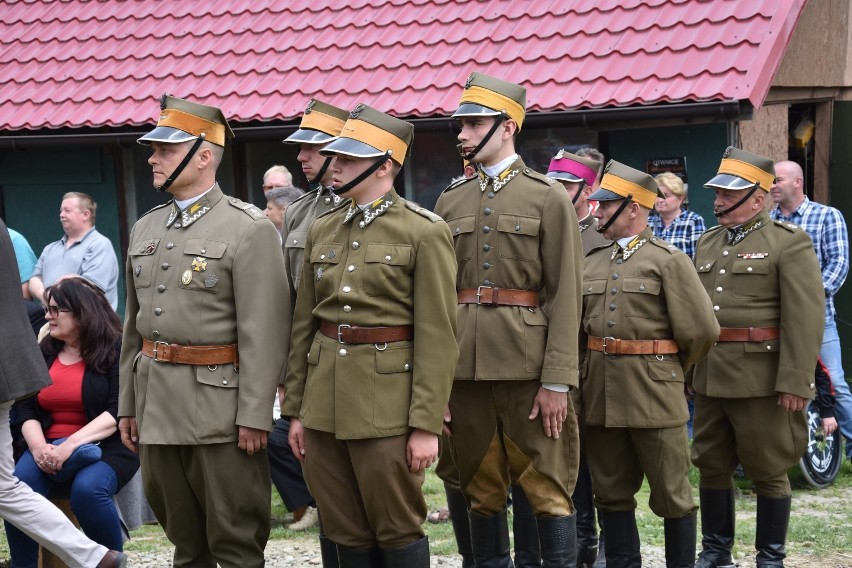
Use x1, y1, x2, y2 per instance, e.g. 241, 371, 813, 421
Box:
452, 72, 526, 130
589, 160, 662, 209
284, 99, 349, 145
320, 104, 413, 167
138, 94, 234, 148
705, 146, 775, 192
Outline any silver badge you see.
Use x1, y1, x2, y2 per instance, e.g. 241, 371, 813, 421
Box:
328, 250, 336, 259
135, 265, 141, 276
205, 274, 219, 288
316, 267, 324, 281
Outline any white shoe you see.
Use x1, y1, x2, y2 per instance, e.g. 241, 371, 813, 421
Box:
288, 506, 318, 531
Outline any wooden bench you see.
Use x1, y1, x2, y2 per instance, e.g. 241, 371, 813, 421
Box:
38, 497, 78, 568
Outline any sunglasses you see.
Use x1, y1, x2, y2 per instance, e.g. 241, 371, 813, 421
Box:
44, 305, 72, 317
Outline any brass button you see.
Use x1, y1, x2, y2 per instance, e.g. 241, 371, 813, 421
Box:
747, 266, 753, 272
358, 221, 366, 229
713, 305, 720, 312
200, 248, 206, 254
716, 286, 723, 293
342, 286, 351, 293
723, 250, 729, 256
320, 254, 326, 260
348, 265, 356, 272
719, 269, 726, 275
403, 363, 411, 371
352, 241, 360, 249
343, 305, 352, 313
338, 349, 347, 357
385, 255, 392, 262
222, 380, 228, 385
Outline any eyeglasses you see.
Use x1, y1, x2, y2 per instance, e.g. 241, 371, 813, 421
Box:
44, 305, 71, 317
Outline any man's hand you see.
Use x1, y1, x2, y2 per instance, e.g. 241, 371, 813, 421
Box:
442, 405, 453, 436
238, 426, 268, 455
406, 429, 438, 473
529, 387, 568, 438
821, 416, 838, 435
288, 418, 306, 462
777, 392, 807, 412
118, 417, 139, 453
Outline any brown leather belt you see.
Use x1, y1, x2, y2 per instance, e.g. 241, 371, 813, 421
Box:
142, 338, 239, 368
717, 326, 780, 342
457, 287, 539, 308
319, 320, 413, 344
588, 335, 679, 356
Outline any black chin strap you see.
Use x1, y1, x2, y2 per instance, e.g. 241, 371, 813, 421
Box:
714, 184, 760, 218
461, 112, 507, 162
332, 152, 392, 196
571, 182, 586, 205
311, 156, 334, 187
597, 196, 633, 233
157, 134, 206, 193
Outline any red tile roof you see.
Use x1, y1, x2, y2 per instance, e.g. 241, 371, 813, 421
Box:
0, 0, 806, 132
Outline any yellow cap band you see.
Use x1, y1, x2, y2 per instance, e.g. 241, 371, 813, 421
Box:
461, 85, 526, 130
340, 118, 409, 165
718, 158, 774, 191
600, 173, 657, 209
301, 112, 346, 138
158, 108, 226, 147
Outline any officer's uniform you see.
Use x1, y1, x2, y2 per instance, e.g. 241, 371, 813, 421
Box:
581, 161, 719, 565
691, 147, 824, 567
118, 96, 289, 568
282, 105, 458, 564
433, 72, 583, 567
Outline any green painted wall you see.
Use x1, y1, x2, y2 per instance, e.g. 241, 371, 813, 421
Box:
606, 122, 728, 228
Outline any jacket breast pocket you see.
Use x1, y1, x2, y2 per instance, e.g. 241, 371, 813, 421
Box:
178, 239, 228, 294
284, 230, 307, 288
622, 277, 662, 319
497, 214, 540, 261
364, 244, 412, 298
310, 243, 344, 298
373, 345, 413, 430
447, 215, 476, 261
129, 238, 161, 289
582, 279, 607, 328
731, 260, 770, 299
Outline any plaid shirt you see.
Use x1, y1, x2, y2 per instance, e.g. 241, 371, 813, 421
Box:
771, 197, 849, 318
647, 209, 705, 259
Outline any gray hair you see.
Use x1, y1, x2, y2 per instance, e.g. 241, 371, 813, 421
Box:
266, 186, 304, 207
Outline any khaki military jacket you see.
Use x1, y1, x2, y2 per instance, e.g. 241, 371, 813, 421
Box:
581, 228, 719, 428
579, 213, 610, 255
118, 185, 289, 444
691, 210, 824, 399
282, 190, 459, 439
434, 157, 583, 385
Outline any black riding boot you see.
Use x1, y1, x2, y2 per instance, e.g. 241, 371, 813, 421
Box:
336, 544, 381, 568
695, 488, 736, 568
381, 536, 429, 568
512, 484, 541, 567
469, 508, 514, 568
446, 485, 475, 567
664, 514, 697, 568
537, 514, 578, 568
599, 510, 640, 568
755, 495, 791, 567
318, 515, 341, 568
573, 464, 598, 567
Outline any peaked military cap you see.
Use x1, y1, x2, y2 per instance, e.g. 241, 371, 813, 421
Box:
589, 160, 662, 209
284, 99, 349, 145
453, 72, 527, 130
320, 104, 413, 167
705, 146, 775, 192
138, 94, 234, 147
547, 149, 601, 187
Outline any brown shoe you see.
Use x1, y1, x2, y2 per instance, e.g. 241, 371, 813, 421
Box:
97, 550, 127, 568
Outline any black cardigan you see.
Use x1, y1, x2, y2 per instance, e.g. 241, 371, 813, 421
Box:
14, 340, 140, 490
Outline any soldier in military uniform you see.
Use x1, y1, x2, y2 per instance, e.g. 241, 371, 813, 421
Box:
118, 95, 289, 568
581, 161, 719, 567
691, 147, 824, 568
547, 149, 609, 567
283, 104, 458, 567
434, 72, 583, 568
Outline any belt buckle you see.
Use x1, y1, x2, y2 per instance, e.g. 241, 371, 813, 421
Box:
602, 336, 617, 355
337, 324, 351, 344
152, 340, 170, 363
476, 285, 492, 305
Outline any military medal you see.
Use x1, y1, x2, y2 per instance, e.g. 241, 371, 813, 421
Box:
191, 256, 208, 272
182, 270, 192, 285
141, 240, 157, 254
204, 274, 219, 288
738, 252, 769, 259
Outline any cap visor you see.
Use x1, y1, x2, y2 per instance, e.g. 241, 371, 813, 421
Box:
547, 171, 584, 183
319, 137, 385, 159
452, 103, 501, 118
137, 126, 197, 145
588, 188, 626, 202
704, 174, 757, 191
284, 128, 336, 145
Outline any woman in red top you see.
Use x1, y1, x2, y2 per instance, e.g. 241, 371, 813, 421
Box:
5, 277, 139, 568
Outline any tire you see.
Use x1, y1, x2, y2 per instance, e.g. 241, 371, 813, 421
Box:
799, 400, 842, 488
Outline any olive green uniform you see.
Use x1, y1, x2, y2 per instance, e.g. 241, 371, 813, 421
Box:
283, 190, 458, 548
119, 184, 289, 567
433, 157, 582, 515
581, 228, 719, 516
691, 210, 824, 496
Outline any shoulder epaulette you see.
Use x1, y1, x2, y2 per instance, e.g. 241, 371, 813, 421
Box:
442, 176, 473, 193
137, 201, 172, 220
522, 167, 556, 186
315, 200, 350, 220
648, 236, 680, 255
289, 188, 320, 207
227, 197, 266, 220
404, 199, 443, 223
585, 242, 612, 258
772, 219, 800, 233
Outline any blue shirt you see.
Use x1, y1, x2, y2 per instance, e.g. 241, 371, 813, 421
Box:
33, 227, 119, 310
647, 209, 706, 259
7, 228, 37, 283
771, 197, 849, 318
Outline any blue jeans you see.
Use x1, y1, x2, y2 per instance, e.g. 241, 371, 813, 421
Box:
821, 315, 852, 458
5, 450, 121, 568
